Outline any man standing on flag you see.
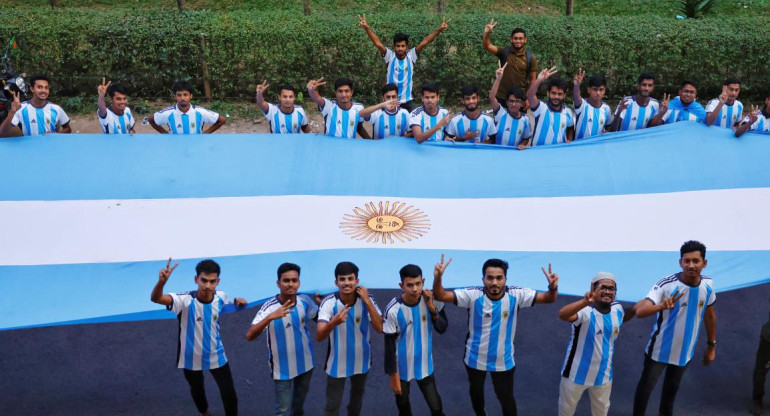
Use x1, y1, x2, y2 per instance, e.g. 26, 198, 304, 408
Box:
150, 258, 247, 416
316, 261, 383, 416
557, 272, 635, 416
383, 264, 448, 415
632, 240, 717, 416
432, 255, 558, 416
246, 262, 318, 416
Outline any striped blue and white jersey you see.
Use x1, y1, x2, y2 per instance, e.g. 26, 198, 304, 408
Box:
705, 98, 744, 129
98, 107, 135, 135
662, 97, 706, 124
263, 103, 307, 134
409, 105, 450, 142
574, 100, 612, 140
318, 292, 381, 377
615, 96, 659, 131
742, 110, 770, 133
383, 297, 445, 381
152, 104, 220, 134
11, 101, 70, 136
493, 106, 532, 147
531, 102, 575, 146
365, 108, 410, 139
561, 303, 624, 386
454, 286, 537, 372
644, 273, 716, 366
252, 294, 317, 380
320, 98, 364, 138
444, 112, 497, 143
168, 290, 230, 371
384, 47, 418, 103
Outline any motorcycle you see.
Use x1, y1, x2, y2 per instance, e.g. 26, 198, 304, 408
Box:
0, 38, 27, 124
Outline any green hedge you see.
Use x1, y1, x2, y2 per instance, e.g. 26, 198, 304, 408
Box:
1, 10, 769, 104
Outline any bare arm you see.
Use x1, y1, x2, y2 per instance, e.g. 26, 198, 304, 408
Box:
558, 293, 592, 322
705, 87, 728, 127
245, 299, 293, 341
534, 263, 559, 303
702, 305, 717, 365
203, 115, 226, 134
148, 114, 169, 134
482, 19, 499, 55
358, 14, 387, 54
315, 306, 350, 341
359, 99, 397, 120
648, 93, 670, 127
413, 111, 454, 143
357, 287, 383, 332
609, 98, 630, 132
255, 80, 270, 113
635, 290, 686, 318
97, 77, 110, 118
0, 91, 21, 137
572, 69, 585, 109
150, 258, 178, 306
416, 16, 450, 54
306, 78, 327, 109
735, 106, 758, 138
431, 254, 455, 303
489, 62, 507, 112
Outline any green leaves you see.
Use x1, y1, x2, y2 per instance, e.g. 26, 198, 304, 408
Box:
678, 0, 717, 18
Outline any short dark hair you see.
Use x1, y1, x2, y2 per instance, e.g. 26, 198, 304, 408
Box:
277, 262, 300, 280
638, 72, 655, 84
587, 74, 606, 88
335, 261, 359, 280
482, 258, 509, 277
421, 83, 439, 95
546, 77, 569, 92
460, 85, 479, 97
510, 28, 526, 37
334, 78, 354, 91
506, 87, 525, 101
29, 75, 50, 88
381, 83, 398, 96
107, 83, 128, 98
680, 79, 698, 90
196, 259, 221, 277
724, 77, 741, 86
172, 80, 195, 95
278, 84, 296, 95
393, 33, 410, 44
680, 240, 706, 259
399, 264, 422, 282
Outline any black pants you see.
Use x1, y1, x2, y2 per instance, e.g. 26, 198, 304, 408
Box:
394, 373, 444, 416
465, 365, 516, 416
183, 362, 238, 416
632, 355, 688, 416
753, 338, 770, 400
324, 372, 368, 416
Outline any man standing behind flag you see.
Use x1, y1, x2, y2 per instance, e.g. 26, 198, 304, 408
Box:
0, 75, 71, 137
572, 71, 612, 140
482, 20, 537, 108
410, 83, 453, 144
705, 78, 744, 129
359, 83, 412, 139
648, 79, 706, 127
489, 63, 532, 149
384, 264, 448, 416
557, 272, 635, 416
149, 81, 226, 134
609, 73, 659, 132
307, 77, 370, 139
632, 240, 717, 416
433, 255, 558, 416
527, 67, 575, 146
246, 262, 318, 416
735, 90, 769, 138
444, 85, 497, 143
97, 78, 135, 135
316, 261, 383, 416
358, 14, 450, 112
256, 81, 311, 134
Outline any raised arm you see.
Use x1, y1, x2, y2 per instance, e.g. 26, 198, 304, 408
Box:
0, 90, 20, 137
356, 286, 383, 332
489, 62, 507, 112
634, 289, 685, 318
431, 254, 455, 303
609, 97, 631, 132
150, 258, 178, 306
358, 14, 387, 54
306, 78, 327, 109
360, 99, 399, 120
648, 93, 670, 127
413, 111, 454, 143
527, 67, 557, 111
558, 291, 592, 322
535, 263, 559, 303
572, 69, 585, 109
481, 18, 499, 55
416, 16, 450, 54
255, 80, 270, 113
245, 299, 293, 341
422, 290, 448, 333
735, 105, 759, 138
702, 305, 717, 365
705, 86, 728, 126
97, 77, 110, 118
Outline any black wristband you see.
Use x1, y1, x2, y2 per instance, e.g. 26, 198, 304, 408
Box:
548, 285, 558, 292
707, 340, 716, 346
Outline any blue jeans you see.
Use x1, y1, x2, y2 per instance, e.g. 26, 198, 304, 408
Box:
274, 369, 313, 416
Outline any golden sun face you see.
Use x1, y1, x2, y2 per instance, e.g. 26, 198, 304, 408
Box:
340, 201, 431, 244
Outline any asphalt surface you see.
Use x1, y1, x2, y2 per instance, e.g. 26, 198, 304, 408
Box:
2, 283, 767, 416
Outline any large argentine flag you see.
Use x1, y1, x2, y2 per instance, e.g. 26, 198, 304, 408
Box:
1, 122, 769, 330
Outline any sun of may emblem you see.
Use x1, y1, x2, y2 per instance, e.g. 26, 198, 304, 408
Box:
340, 201, 431, 244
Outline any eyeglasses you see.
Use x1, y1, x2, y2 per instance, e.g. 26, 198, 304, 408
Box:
598, 285, 617, 293
507, 99, 523, 105
681, 90, 696, 95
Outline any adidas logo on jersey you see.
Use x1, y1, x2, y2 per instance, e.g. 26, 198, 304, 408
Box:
196, 317, 203, 322
597, 329, 603, 335
285, 322, 293, 329
484, 312, 492, 318
31, 119, 37, 124
177, 124, 183, 129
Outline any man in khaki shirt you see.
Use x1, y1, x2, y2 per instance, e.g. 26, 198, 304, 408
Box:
482, 19, 538, 108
